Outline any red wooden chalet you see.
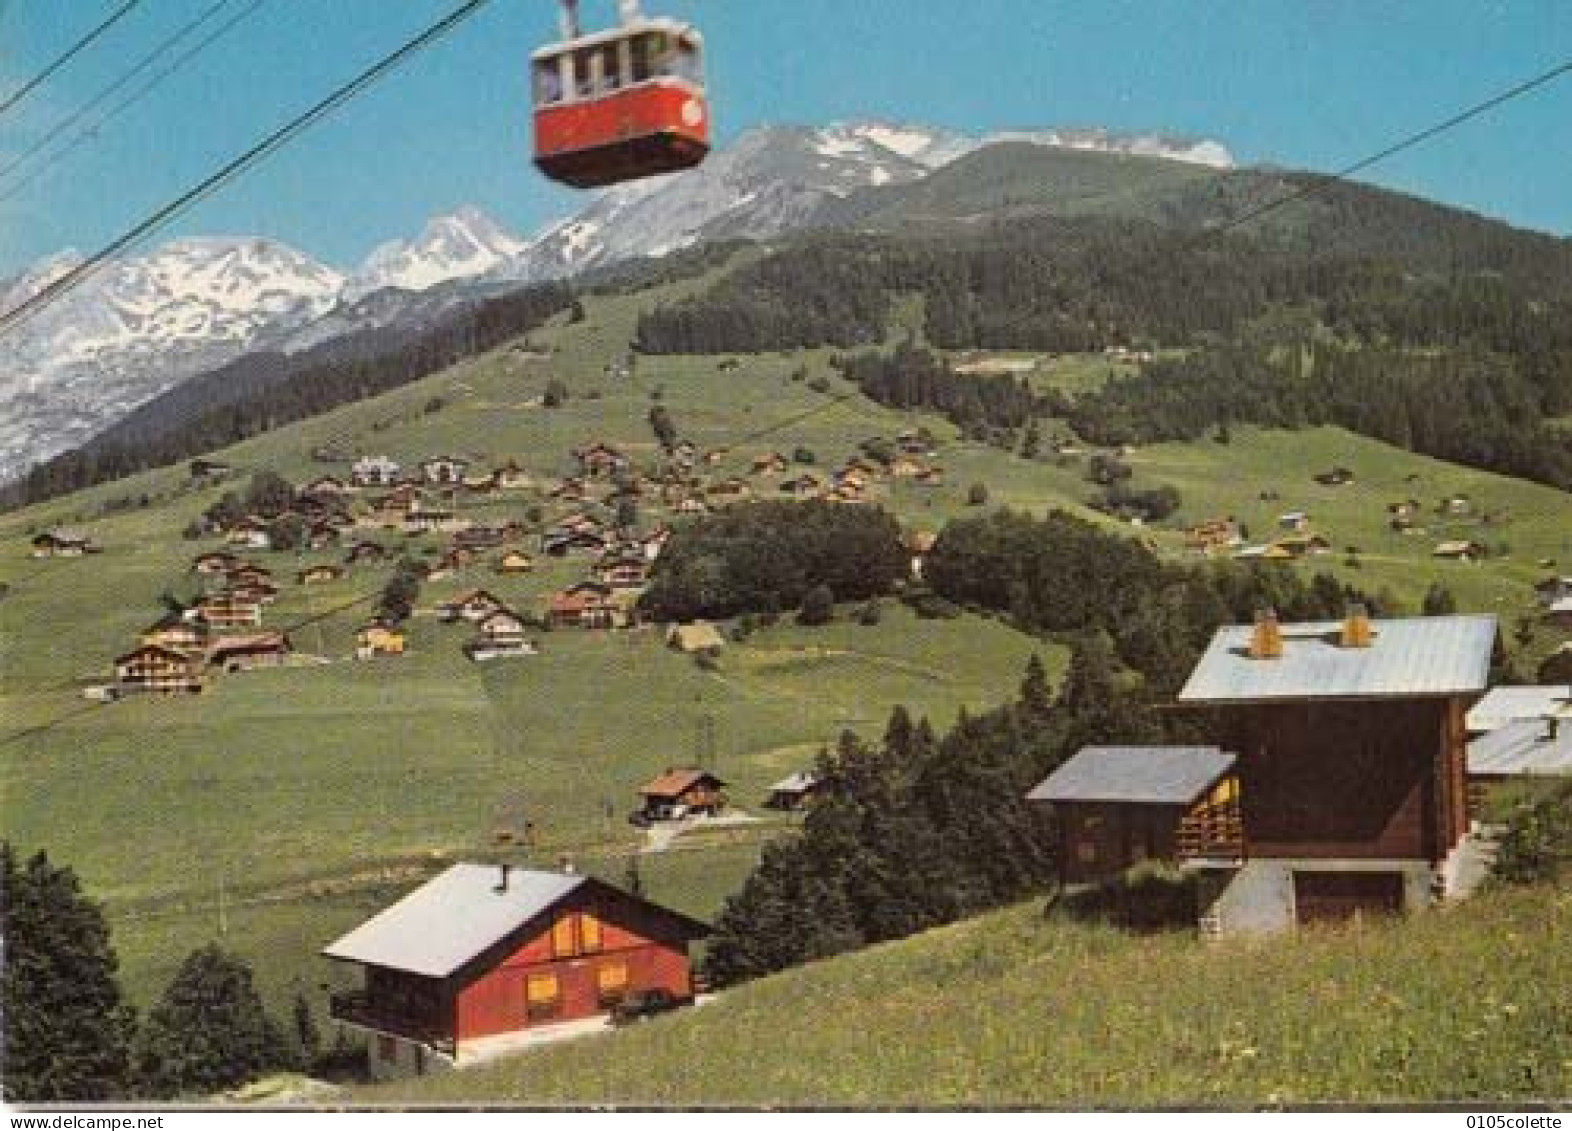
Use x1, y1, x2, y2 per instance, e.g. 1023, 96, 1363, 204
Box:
324, 864, 708, 1078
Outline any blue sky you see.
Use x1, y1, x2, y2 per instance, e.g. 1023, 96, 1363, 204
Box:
1, 0, 1568, 277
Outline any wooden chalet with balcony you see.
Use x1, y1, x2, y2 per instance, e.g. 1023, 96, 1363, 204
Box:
637, 768, 727, 822
115, 645, 203, 695
1029, 610, 1498, 932
324, 864, 708, 1079
546, 582, 627, 630
194, 592, 263, 629
140, 613, 211, 655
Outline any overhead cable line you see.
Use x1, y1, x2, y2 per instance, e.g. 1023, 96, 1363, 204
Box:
1199, 57, 1572, 241
0, 0, 244, 186
0, 0, 269, 206
0, 0, 498, 342
0, 0, 146, 120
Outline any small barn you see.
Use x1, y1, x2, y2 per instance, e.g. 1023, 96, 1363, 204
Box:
30, 529, 100, 558
324, 864, 709, 1079
207, 632, 292, 673
637, 768, 728, 822
1433, 540, 1486, 562
764, 771, 827, 811
356, 622, 407, 660
1467, 716, 1570, 788
667, 623, 725, 654
1027, 746, 1242, 885
495, 551, 535, 576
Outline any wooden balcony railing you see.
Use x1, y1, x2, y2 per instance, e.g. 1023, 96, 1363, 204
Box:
1176, 800, 1246, 865
329, 991, 455, 1057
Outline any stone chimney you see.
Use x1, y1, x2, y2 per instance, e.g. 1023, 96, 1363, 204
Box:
1249, 608, 1283, 660
1340, 603, 1375, 649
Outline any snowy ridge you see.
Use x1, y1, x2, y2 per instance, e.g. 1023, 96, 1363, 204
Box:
3, 117, 1237, 481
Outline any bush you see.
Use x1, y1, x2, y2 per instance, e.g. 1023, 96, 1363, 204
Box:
967, 482, 990, 507
857, 599, 883, 626
543, 378, 569, 408
797, 584, 835, 626
1490, 779, 1571, 886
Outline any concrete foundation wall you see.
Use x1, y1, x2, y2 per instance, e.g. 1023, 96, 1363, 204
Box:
350, 1026, 456, 1083
1199, 858, 1435, 935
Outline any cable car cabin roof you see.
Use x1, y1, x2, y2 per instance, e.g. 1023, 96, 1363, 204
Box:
532, 18, 702, 62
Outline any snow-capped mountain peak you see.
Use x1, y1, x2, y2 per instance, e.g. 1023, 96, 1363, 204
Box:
347, 206, 529, 300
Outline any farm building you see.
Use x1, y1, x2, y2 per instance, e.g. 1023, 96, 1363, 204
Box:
140, 613, 211, 654
495, 551, 535, 575
192, 551, 240, 575
1028, 747, 1242, 886
667, 622, 725, 654
1466, 686, 1572, 734
1543, 597, 1572, 630
208, 632, 292, 673
114, 645, 202, 695
1183, 519, 1243, 556
573, 442, 631, 478
1029, 611, 1500, 932
764, 771, 827, 811
347, 541, 388, 565
594, 556, 650, 591
225, 518, 273, 550
420, 457, 471, 485
440, 590, 507, 624
1433, 540, 1487, 562
547, 583, 627, 630
193, 593, 263, 629
298, 565, 345, 585
352, 456, 402, 488
30, 528, 100, 558
324, 864, 708, 1079
355, 622, 407, 660
1467, 715, 1570, 787
637, 768, 728, 822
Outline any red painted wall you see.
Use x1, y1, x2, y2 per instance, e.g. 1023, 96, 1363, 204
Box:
452, 885, 699, 1042
535, 83, 708, 157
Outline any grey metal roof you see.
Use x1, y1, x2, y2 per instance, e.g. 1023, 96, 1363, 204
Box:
1177, 615, 1497, 704
1026, 746, 1237, 805
1468, 718, 1572, 777
1466, 686, 1572, 733
769, 771, 821, 794
322, 865, 585, 978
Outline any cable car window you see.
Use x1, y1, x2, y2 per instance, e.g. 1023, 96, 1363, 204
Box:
649, 32, 673, 77
673, 37, 701, 84
573, 49, 595, 99
534, 57, 563, 105
599, 43, 621, 92
630, 35, 652, 83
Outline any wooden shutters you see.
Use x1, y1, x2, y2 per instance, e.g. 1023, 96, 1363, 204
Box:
580, 911, 603, 954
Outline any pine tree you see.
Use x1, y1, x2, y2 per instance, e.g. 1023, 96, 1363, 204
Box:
1, 845, 137, 1101
1422, 582, 1458, 616
292, 993, 320, 1070
136, 945, 290, 1099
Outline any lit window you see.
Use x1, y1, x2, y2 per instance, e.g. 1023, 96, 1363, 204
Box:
526, 973, 560, 1019
596, 962, 629, 1005
552, 914, 577, 958
581, 911, 603, 954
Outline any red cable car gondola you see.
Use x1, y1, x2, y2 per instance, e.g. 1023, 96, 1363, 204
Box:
532, 0, 710, 189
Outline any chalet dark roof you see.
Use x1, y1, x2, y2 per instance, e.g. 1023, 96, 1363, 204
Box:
1178, 615, 1497, 704
1027, 747, 1236, 805
322, 864, 706, 977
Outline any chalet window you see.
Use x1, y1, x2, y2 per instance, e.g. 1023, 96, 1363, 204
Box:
377, 1035, 398, 1064
551, 913, 577, 958
596, 961, 629, 1006
526, 972, 560, 1020
580, 911, 603, 954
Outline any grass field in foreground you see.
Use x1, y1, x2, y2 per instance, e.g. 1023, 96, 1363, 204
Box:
370, 882, 1570, 1107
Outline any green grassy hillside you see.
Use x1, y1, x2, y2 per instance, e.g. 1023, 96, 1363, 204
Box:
368, 883, 1569, 1106
3, 270, 1569, 1027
